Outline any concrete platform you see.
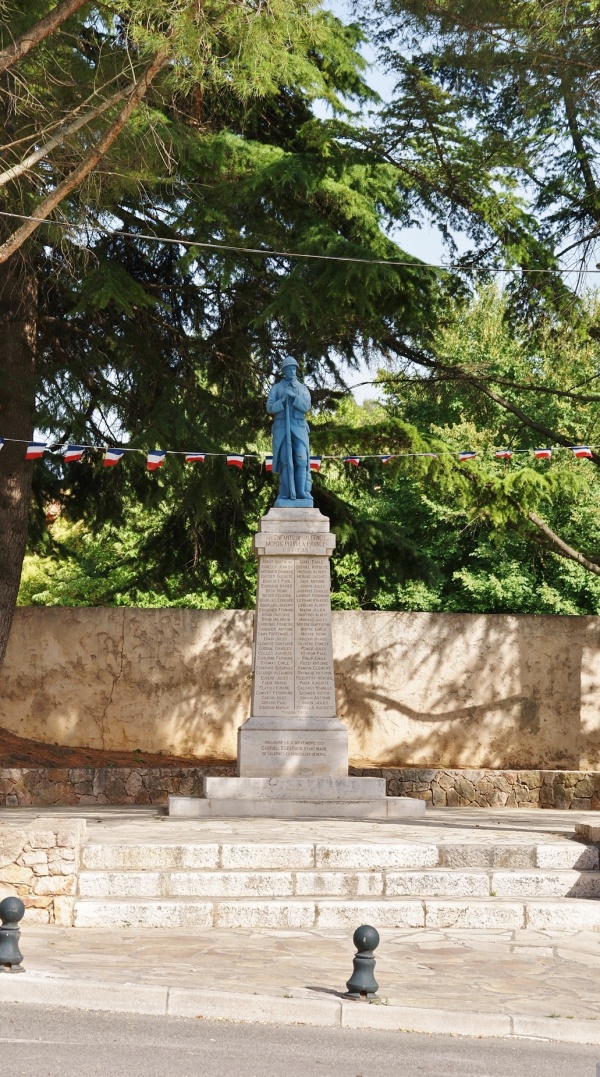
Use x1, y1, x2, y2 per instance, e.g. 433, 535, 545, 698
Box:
168, 776, 426, 818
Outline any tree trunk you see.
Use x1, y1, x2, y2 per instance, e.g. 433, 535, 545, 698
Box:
0, 250, 37, 666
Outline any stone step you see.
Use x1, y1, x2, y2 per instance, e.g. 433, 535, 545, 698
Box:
77, 867, 600, 900
81, 840, 599, 873
72, 895, 600, 931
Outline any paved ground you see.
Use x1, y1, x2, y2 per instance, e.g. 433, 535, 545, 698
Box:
4, 803, 598, 842
12, 921, 600, 1021
3, 1003, 600, 1077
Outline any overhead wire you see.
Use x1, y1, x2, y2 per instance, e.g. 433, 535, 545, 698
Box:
0, 209, 598, 274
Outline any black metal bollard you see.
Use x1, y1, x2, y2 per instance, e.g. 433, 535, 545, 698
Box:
0, 896, 25, 973
345, 924, 379, 999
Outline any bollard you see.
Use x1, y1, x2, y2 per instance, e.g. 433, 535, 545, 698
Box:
345, 924, 379, 999
0, 896, 25, 973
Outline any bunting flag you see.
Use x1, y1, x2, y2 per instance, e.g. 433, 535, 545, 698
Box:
5, 431, 600, 471
147, 450, 166, 471
63, 445, 86, 463
25, 441, 46, 460
104, 448, 125, 467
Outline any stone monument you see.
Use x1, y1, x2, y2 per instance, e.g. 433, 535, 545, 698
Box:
169, 358, 423, 818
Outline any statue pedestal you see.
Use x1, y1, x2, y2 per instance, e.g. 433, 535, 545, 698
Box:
238, 507, 347, 778
168, 507, 425, 819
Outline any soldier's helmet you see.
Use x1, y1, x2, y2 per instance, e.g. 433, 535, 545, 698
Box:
280, 356, 299, 373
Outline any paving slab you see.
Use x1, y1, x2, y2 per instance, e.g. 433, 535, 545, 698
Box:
1, 920, 600, 1042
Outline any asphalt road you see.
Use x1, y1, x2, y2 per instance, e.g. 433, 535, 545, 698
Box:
2, 1004, 600, 1077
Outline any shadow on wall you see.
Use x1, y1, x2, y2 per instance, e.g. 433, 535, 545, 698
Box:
334, 611, 590, 770
0, 608, 253, 759
0, 608, 598, 770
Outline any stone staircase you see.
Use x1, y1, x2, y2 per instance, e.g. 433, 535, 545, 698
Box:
73, 832, 600, 930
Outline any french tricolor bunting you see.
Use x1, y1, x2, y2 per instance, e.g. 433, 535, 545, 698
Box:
147, 450, 166, 471
226, 454, 244, 468
0, 437, 4, 451
458, 451, 477, 461
571, 446, 593, 459
25, 442, 45, 460
343, 456, 360, 466
380, 455, 393, 464
185, 452, 205, 463
534, 448, 552, 459
309, 456, 322, 471
495, 450, 512, 460
63, 445, 86, 463
264, 456, 273, 472
104, 448, 125, 467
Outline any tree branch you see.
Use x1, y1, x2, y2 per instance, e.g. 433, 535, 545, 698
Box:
388, 338, 600, 465
527, 511, 600, 576
0, 49, 170, 264
0, 0, 88, 77
0, 84, 135, 189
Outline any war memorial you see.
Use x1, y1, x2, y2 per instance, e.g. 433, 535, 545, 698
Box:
169, 358, 422, 820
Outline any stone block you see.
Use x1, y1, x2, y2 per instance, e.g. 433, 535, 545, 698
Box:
385, 870, 489, 898
203, 776, 386, 800
53, 897, 75, 926
294, 872, 383, 898
82, 843, 220, 871
24, 906, 50, 923
491, 870, 589, 898
575, 822, 600, 842
315, 843, 438, 870
48, 860, 76, 876
220, 843, 315, 870
214, 899, 315, 929
166, 871, 295, 899
0, 864, 33, 885
30, 830, 56, 849
316, 900, 424, 929
79, 871, 163, 898
21, 851, 47, 866
536, 842, 599, 870
425, 899, 525, 930
526, 900, 600, 931
0, 829, 25, 868
74, 900, 214, 929
33, 874, 76, 896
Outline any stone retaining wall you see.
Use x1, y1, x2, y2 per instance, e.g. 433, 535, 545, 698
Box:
2, 766, 600, 809
3, 608, 600, 770
0, 818, 85, 924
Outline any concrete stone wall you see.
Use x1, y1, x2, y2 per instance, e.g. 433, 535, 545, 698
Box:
1, 608, 600, 770
0, 818, 85, 924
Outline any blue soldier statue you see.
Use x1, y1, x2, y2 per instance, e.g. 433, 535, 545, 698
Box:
267, 357, 313, 507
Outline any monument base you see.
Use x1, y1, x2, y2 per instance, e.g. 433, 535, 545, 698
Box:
167, 776, 426, 819
237, 716, 348, 778
274, 497, 313, 508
